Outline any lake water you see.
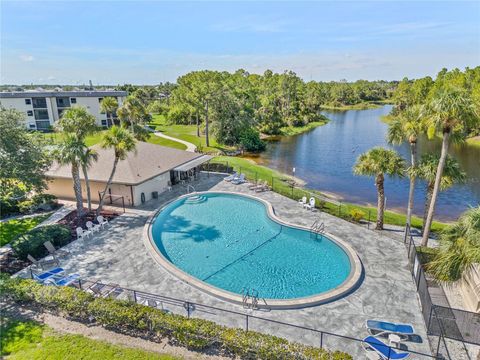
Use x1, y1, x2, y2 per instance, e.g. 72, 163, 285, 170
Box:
254, 106, 480, 221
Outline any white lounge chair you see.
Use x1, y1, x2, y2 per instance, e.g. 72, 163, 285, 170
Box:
86, 220, 100, 233
224, 172, 238, 182
76, 227, 90, 240
305, 197, 316, 210
44, 241, 70, 258
45, 273, 80, 287
97, 215, 109, 228
232, 174, 246, 185
299, 196, 307, 206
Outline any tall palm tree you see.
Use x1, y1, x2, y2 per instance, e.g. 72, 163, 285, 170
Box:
410, 154, 466, 229
428, 206, 480, 282
55, 135, 87, 217
80, 148, 98, 212
354, 147, 406, 230
100, 97, 119, 127
96, 126, 137, 215
117, 95, 147, 133
387, 105, 424, 232
422, 88, 478, 246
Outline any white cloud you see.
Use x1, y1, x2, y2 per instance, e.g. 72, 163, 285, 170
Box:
19, 54, 34, 62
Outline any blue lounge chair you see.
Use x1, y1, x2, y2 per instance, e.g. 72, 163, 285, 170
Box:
45, 273, 80, 286
363, 336, 410, 359
224, 172, 238, 182
32, 267, 65, 282
366, 320, 415, 337
232, 174, 245, 185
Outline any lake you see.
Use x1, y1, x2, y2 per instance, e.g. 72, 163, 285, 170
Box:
254, 106, 480, 221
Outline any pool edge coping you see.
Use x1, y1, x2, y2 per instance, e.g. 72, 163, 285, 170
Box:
142, 190, 363, 310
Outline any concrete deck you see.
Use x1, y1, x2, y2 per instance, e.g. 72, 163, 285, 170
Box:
24, 173, 434, 358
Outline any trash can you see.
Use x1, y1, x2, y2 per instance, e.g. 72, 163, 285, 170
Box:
152, 191, 158, 199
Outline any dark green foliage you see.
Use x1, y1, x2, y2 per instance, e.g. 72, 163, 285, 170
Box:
0, 275, 351, 359
239, 128, 266, 152
10, 224, 71, 260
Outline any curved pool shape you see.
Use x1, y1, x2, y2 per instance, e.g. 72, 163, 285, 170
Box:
145, 192, 361, 308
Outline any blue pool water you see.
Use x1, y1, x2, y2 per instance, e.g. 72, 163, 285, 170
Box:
151, 193, 352, 300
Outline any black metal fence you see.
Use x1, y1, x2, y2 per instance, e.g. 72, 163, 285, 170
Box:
72, 279, 438, 359
403, 225, 480, 358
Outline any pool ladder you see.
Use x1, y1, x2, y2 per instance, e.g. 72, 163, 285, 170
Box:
185, 185, 196, 194
242, 288, 267, 310
310, 219, 325, 238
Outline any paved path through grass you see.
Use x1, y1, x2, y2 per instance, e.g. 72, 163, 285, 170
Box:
153, 131, 196, 152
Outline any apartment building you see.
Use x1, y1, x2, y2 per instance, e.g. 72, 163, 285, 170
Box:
0, 89, 127, 130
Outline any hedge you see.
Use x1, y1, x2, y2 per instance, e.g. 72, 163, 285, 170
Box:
10, 224, 71, 260
0, 276, 352, 360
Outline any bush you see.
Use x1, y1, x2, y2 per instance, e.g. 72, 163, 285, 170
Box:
349, 209, 365, 223
239, 128, 266, 152
10, 224, 71, 260
17, 200, 36, 214
0, 275, 351, 359
0, 197, 20, 218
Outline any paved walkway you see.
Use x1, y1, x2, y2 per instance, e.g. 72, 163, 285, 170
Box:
153, 131, 197, 152
19, 174, 434, 358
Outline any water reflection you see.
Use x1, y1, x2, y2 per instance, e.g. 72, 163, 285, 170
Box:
256, 106, 480, 221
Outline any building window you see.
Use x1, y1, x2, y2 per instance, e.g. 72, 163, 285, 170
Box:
58, 109, 65, 118
56, 97, 70, 108
32, 97, 47, 108
27, 110, 33, 116
25, 99, 31, 105
101, 119, 108, 127
29, 124, 36, 129
34, 109, 49, 120
98, 97, 103, 103
70, 97, 76, 104
35, 121, 51, 131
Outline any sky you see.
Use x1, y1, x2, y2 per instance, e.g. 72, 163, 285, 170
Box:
1, 1, 479, 85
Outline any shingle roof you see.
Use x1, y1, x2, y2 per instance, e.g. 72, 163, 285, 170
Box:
46, 141, 204, 185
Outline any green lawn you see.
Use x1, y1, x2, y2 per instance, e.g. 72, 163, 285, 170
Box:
0, 213, 51, 246
279, 119, 328, 136
146, 133, 187, 150
211, 156, 448, 233
320, 102, 382, 111
0, 318, 179, 360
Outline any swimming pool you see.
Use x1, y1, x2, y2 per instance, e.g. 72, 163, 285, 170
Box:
145, 192, 361, 308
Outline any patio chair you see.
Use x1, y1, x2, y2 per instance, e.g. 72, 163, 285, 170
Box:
248, 180, 259, 190
97, 215, 109, 228
305, 197, 316, 210
45, 273, 80, 287
27, 254, 59, 270
299, 196, 307, 206
43, 241, 70, 258
366, 320, 415, 338
86, 281, 121, 298
76, 227, 90, 240
255, 180, 269, 192
31, 267, 65, 282
224, 172, 238, 182
363, 336, 410, 359
232, 174, 246, 185
86, 220, 100, 233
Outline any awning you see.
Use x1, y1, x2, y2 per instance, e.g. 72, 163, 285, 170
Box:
173, 155, 212, 172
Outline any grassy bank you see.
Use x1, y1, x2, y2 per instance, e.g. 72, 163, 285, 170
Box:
0, 213, 51, 246
279, 117, 329, 136
0, 318, 178, 359
466, 136, 480, 147
320, 102, 382, 111
210, 156, 447, 233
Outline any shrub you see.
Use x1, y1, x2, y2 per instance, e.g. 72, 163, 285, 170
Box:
239, 128, 266, 152
10, 224, 71, 260
349, 209, 365, 223
0, 275, 352, 359
0, 197, 20, 218
17, 200, 36, 214
31, 194, 58, 208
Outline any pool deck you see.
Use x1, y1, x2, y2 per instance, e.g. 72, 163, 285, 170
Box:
24, 173, 433, 358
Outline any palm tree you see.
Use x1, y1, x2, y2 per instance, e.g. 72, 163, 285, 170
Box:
80, 148, 98, 212
410, 154, 466, 230
428, 206, 480, 282
55, 135, 87, 217
354, 147, 406, 230
100, 97, 119, 127
117, 95, 147, 133
421, 87, 478, 246
96, 126, 137, 215
387, 105, 424, 232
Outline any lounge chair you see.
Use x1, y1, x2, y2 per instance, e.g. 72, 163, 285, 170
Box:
232, 174, 245, 185
305, 197, 316, 210
32, 267, 65, 282
248, 180, 259, 190
255, 180, 270, 192
97, 215, 109, 228
363, 336, 410, 359
76, 227, 90, 240
43, 241, 70, 258
45, 273, 80, 286
86, 282, 121, 298
299, 196, 307, 206
224, 172, 238, 182
366, 320, 415, 338
27, 254, 59, 270
86, 220, 100, 233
